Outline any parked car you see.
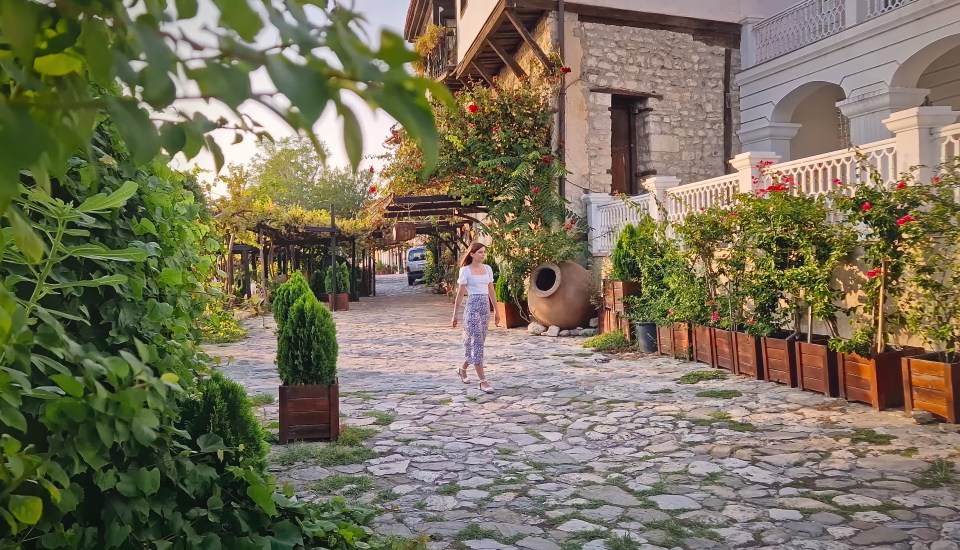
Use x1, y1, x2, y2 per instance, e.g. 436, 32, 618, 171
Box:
406, 246, 427, 286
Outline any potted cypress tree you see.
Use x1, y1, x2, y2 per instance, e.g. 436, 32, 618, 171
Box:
325, 261, 351, 311
272, 272, 311, 330
603, 224, 642, 341
277, 292, 340, 442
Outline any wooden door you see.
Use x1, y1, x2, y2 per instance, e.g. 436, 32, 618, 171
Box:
610, 102, 632, 195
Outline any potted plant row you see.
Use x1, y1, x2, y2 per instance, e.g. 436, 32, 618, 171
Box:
641, 158, 960, 422
273, 273, 341, 443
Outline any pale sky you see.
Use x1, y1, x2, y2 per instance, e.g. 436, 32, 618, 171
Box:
177, 0, 411, 187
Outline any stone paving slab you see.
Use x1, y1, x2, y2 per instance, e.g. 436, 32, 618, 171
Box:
205, 275, 960, 550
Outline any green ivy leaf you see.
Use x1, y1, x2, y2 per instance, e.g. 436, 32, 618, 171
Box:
135, 467, 160, 496
79, 18, 112, 85
77, 180, 138, 213
6, 205, 46, 263
213, 0, 263, 42
265, 56, 329, 125
50, 374, 85, 397
0, 0, 39, 68
175, 0, 199, 18
66, 245, 148, 262
33, 52, 84, 76
191, 63, 252, 110
246, 484, 277, 516
106, 98, 161, 164
158, 268, 183, 286
8, 495, 43, 525
131, 409, 160, 445
339, 105, 363, 170
105, 522, 132, 548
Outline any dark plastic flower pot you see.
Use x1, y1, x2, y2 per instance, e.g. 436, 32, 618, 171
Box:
633, 322, 658, 353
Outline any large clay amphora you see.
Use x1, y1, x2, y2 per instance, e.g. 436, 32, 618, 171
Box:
527, 261, 596, 330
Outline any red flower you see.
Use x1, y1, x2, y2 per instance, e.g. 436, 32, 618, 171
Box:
747, 317, 756, 326
540, 155, 553, 164
861, 202, 872, 211
492, 125, 500, 133
865, 268, 881, 279
933, 176, 941, 184
564, 221, 573, 230
467, 103, 479, 113
473, 177, 484, 185
368, 166, 375, 174
896, 214, 916, 226
560, 66, 572, 74
368, 185, 377, 194
531, 185, 542, 194
832, 178, 843, 185
728, 212, 738, 218
896, 181, 907, 190
711, 310, 721, 323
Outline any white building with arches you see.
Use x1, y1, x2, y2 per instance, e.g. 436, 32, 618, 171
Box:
587, 0, 960, 256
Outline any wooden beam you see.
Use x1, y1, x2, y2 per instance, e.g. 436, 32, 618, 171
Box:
486, 38, 526, 78
589, 87, 664, 100
504, 8, 552, 71
470, 61, 496, 88
455, 1, 508, 79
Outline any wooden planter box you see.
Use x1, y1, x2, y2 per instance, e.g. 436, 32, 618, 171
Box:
902, 353, 960, 423
657, 325, 674, 357
762, 333, 799, 386
672, 323, 692, 360
279, 382, 340, 443
328, 293, 350, 311
839, 347, 923, 410
795, 339, 839, 397
601, 280, 640, 343
712, 328, 737, 373
692, 325, 716, 367
734, 331, 764, 380
496, 300, 529, 329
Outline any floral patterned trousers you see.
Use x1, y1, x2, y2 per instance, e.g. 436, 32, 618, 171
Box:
463, 294, 491, 366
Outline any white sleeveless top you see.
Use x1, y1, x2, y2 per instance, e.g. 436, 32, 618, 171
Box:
458, 265, 493, 295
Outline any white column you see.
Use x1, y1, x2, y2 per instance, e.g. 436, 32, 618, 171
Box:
641, 176, 681, 222
844, 0, 862, 26
738, 124, 798, 162
883, 106, 960, 182
838, 86, 930, 145
729, 151, 782, 194
739, 17, 763, 69
582, 192, 619, 256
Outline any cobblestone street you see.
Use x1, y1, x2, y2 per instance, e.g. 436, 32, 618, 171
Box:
206, 275, 960, 550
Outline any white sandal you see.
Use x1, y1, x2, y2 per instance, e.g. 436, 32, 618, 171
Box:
478, 379, 494, 394
456, 365, 470, 384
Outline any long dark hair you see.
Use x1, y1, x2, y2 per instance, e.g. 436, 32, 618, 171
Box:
459, 242, 486, 267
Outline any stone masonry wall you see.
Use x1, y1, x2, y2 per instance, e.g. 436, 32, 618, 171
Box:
576, 21, 739, 193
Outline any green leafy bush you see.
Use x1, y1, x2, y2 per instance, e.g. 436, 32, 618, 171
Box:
181, 371, 268, 469
582, 331, 630, 351
324, 262, 351, 295
278, 294, 339, 385
273, 272, 311, 330
199, 300, 248, 343
310, 268, 327, 298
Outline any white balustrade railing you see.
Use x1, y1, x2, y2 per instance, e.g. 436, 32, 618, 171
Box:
936, 122, 960, 165
770, 138, 898, 196
754, 0, 845, 64
585, 107, 959, 256
865, 0, 919, 20
591, 194, 650, 255
664, 175, 740, 223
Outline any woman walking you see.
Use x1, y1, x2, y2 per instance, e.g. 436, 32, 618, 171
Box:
451, 242, 500, 393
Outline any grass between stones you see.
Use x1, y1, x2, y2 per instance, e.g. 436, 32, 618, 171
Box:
916, 459, 956, 488
453, 524, 523, 545
644, 519, 721, 547
606, 533, 642, 550
436, 482, 462, 496
342, 391, 375, 401
647, 388, 675, 394
582, 331, 630, 351
695, 389, 742, 399
364, 410, 397, 426
524, 427, 546, 441
270, 425, 378, 466
689, 412, 756, 432
423, 514, 445, 522
849, 428, 896, 445
248, 393, 275, 406
310, 474, 372, 497
557, 528, 610, 549
675, 370, 727, 384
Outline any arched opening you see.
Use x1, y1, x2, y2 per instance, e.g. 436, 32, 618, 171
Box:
771, 82, 847, 160
891, 34, 960, 92
917, 43, 960, 110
